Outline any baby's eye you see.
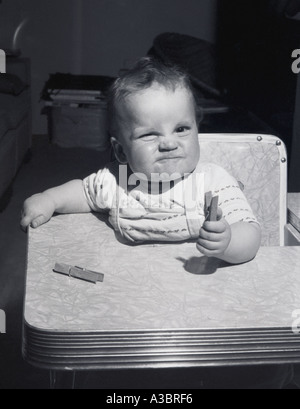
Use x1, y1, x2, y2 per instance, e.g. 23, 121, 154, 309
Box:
176, 126, 190, 134
138, 133, 157, 141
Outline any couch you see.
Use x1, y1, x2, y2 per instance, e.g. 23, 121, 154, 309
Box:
0, 57, 31, 204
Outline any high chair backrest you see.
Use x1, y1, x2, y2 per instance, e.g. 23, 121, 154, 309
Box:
198, 134, 287, 246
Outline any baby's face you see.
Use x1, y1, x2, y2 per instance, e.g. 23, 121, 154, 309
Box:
114, 84, 200, 181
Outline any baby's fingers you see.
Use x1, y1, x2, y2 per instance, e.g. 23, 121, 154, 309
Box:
202, 219, 226, 234
30, 214, 48, 229
196, 239, 223, 256
20, 213, 47, 231
199, 228, 222, 242
20, 214, 32, 231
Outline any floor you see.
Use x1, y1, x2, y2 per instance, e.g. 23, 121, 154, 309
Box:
0, 134, 300, 389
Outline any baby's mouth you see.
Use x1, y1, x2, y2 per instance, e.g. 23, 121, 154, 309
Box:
156, 155, 182, 162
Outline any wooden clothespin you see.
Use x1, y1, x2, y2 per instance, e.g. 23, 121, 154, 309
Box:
204, 191, 219, 221
53, 262, 104, 284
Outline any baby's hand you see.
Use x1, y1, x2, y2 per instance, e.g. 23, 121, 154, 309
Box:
20, 192, 56, 231
197, 208, 231, 257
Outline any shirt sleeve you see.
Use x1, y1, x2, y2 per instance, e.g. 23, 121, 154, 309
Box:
203, 163, 259, 225
82, 161, 118, 212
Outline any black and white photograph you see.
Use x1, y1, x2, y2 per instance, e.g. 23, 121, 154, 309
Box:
0, 0, 300, 391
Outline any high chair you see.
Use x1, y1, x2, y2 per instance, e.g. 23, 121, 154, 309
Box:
23, 133, 300, 388
198, 133, 287, 246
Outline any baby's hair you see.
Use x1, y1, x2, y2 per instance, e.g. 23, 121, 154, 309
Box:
107, 56, 201, 136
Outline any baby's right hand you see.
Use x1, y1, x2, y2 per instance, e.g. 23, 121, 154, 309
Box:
20, 192, 56, 231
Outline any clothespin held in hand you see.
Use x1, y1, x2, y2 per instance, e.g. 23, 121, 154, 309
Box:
53, 262, 104, 284
204, 191, 219, 221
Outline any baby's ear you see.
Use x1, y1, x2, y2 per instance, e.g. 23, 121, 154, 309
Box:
110, 137, 128, 164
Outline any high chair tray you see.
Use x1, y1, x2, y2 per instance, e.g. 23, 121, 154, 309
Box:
23, 213, 300, 370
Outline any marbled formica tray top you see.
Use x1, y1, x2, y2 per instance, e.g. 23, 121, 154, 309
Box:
24, 213, 300, 333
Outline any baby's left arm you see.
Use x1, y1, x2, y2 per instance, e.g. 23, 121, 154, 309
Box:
197, 208, 261, 264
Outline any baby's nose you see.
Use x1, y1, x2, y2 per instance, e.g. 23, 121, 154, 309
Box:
159, 135, 178, 151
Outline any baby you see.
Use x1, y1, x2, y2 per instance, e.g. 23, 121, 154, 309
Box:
21, 57, 261, 264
